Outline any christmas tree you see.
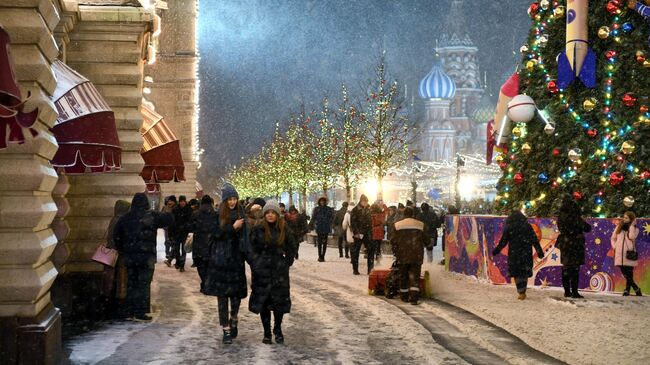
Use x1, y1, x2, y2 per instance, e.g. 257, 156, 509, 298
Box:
495, 0, 650, 217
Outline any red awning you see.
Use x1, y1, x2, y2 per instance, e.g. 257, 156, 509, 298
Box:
140, 103, 185, 184
50, 60, 121, 173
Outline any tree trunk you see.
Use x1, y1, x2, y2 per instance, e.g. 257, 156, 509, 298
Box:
377, 174, 384, 201
300, 187, 307, 213
345, 185, 352, 203
288, 189, 294, 207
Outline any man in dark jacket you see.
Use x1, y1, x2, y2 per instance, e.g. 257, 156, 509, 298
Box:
419, 203, 441, 263
555, 196, 591, 298
162, 195, 177, 262
333, 202, 349, 258
113, 193, 173, 320
189, 195, 218, 293
391, 207, 432, 304
350, 194, 372, 275
167, 195, 193, 271
311, 196, 334, 262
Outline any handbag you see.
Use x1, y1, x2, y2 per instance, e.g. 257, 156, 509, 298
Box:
624, 231, 638, 261
92, 244, 119, 267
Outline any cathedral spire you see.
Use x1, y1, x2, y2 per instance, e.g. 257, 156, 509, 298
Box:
439, 0, 474, 48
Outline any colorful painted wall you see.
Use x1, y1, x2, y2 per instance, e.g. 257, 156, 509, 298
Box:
444, 215, 650, 293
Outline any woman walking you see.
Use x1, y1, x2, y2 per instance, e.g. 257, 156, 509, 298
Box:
492, 209, 544, 300
555, 196, 591, 298
611, 211, 642, 296
203, 184, 249, 344
189, 195, 217, 293
248, 200, 296, 344
370, 202, 386, 269
285, 205, 308, 259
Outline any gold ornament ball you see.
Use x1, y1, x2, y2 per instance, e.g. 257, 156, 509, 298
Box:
512, 126, 522, 138
522, 142, 532, 154
598, 26, 610, 39
495, 154, 504, 163
568, 148, 581, 162
582, 98, 597, 111
624, 196, 635, 208
644, 60, 650, 68
553, 6, 565, 18
621, 140, 636, 154
526, 59, 537, 71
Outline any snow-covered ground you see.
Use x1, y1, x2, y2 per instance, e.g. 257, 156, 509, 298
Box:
63, 232, 650, 365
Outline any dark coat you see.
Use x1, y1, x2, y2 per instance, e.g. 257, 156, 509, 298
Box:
285, 212, 308, 241
203, 207, 249, 298
113, 193, 173, 267
248, 223, 296, 314
391, 218, 432, 264
493, 211, 544, 278
350, 204, 372, 238
169, 204, 193, 241
311, 205, 334, 235
556, 215, 591, 267
189, 203, 218, 259
418, 209, 441, 239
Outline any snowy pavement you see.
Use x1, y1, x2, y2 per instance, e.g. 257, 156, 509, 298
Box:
62, 233, 650, 365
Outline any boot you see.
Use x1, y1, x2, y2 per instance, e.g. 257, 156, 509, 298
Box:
262, 314, 272, 344
352, 263, 360, 275
230, 318, 238, 338
273, 325, 284, 344
517, 292, 526, 300
562, 271, 571, 298
409, 290, 420, 305
635, 288, 642, 297
623, 290, 630, 296
222, 328, 232, 344
400, 291, 409, 302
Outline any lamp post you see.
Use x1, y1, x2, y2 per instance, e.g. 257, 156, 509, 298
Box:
411, 151, 421, 204
455, 153, 465, 210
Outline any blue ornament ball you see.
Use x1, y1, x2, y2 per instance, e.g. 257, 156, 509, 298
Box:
537, 172, 550, 184
622, 22, 634, 34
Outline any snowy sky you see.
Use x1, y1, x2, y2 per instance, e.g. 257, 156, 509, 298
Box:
197, 0, 531, 189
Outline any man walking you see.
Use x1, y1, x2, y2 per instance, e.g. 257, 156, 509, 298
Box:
391, 207, 432, 304
167, 195, 193, 271
311, 196, 334, 262
333, 202, 349, 258
350, 194, 372, 275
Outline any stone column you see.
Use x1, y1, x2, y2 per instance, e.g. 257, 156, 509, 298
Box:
146, 0, 199, 199
0, 1, 62, 364
51, 5, 151, 317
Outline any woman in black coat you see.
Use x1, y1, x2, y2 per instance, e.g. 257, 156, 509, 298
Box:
492, 210, 544, 300
555, 196, 591, 298
248, 200, 296, 344
188, 195, 218, 294
203, 184, 248, 345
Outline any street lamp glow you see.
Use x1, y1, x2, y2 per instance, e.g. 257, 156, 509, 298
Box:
458, 176, 477, 199
361, 179, 379, 200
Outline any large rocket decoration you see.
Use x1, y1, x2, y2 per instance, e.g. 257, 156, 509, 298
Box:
0, 26, 38, 149
492, 72, 520, 146
557, 0, 596, 89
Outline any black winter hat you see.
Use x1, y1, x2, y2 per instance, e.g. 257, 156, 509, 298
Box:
179, 195, 187, 202
201, 195, 214, 205
189, 198, 199, 206
253, 197, 266, 207
131, 193, 150, 211
167, 195, 177, 203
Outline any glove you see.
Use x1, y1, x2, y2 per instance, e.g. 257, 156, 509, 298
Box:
492, 248, 499, 256
537, 252, 544, 259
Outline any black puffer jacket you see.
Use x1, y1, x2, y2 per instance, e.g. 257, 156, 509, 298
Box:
248, 223, 296, 314
492, 211, 544, 278
113, 193, 173, 266
189, 202, 218, 259
350, 204, 372, 239
203, 206, 248, 298
555, 202, 591, 266
169, 204, 193, 241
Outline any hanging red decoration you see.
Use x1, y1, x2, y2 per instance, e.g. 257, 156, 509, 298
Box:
528, 2, 540, 17
552, 148, 561, 156
609, 171, 624, 186
514, 172, 524, 184
606, 1, 620, 14
572, 191, 583, 200
640, 170, 650, 180
640, 105, 648, 113
499, 162, 508, 170
547, 80, 559, 93
622, 93, 637, 107
605, 50, 617, 59
587, 128, 598, 137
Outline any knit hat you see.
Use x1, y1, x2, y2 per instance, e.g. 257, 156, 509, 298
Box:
179, 195, 187, 202
262, 199, 281, 216
201, 195, 214, 205
253, 197, 266, 207
188, 198, 199, 206
221, 184, 239, 202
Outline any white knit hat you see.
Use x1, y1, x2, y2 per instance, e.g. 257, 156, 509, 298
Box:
262, 199, 281, 216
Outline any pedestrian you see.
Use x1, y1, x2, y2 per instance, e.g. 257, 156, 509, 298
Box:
333, 202, 349, 258
610, 211, 642, 296
162, 195, 177, 263
166, 195, 192, 272
492, 209, 544, 300
112, 193, 173, 320
248, 200, 296, 344
385, 206, 398, 242
102, 199, 131, 319
189, 195, 218, 293
311, 196, 334, 262
391, 207, 432, 304
203, 184, 249, 344
341, 202, 355, 261
350, 194, 372, 275
555, 196, 591, 298
285, 205, 308, 259
279, 202, 286, 215
246, 197, 266, 228
189, 198, 199, 211
418, 203, 441, 263
370, 201, 387, 270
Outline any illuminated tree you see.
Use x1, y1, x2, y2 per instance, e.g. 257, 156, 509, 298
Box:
311, 97, 339, 196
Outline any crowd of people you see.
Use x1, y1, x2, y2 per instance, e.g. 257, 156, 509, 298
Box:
101, 186, 643, 346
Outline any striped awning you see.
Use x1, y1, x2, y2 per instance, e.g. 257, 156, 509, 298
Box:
139, 103, 185, 183
50, 60, 121, 173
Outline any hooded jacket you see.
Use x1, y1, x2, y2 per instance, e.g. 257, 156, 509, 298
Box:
492, 211, 544, 278
112, 193, 173, 266
107, 200, 131, 249
189, 200, 218, 259
350, 198, 372, 239
391, 218, 432, 265
311, 197, 334, 235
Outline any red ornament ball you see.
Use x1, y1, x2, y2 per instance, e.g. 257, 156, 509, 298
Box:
572, 191, 583, 200
640, 105, 649, 113
605, 50, 617, 59
622, 93, 637, 107
606, 1, 620, 14
528, 2, 540, 17
499, 162, 508, 170
609, 172, 624, 186
514, 172, 524, 184
552, 148, 561, 156
547, 80, 559, 93
587, 128, 598, 138
640, 170, 650, 180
